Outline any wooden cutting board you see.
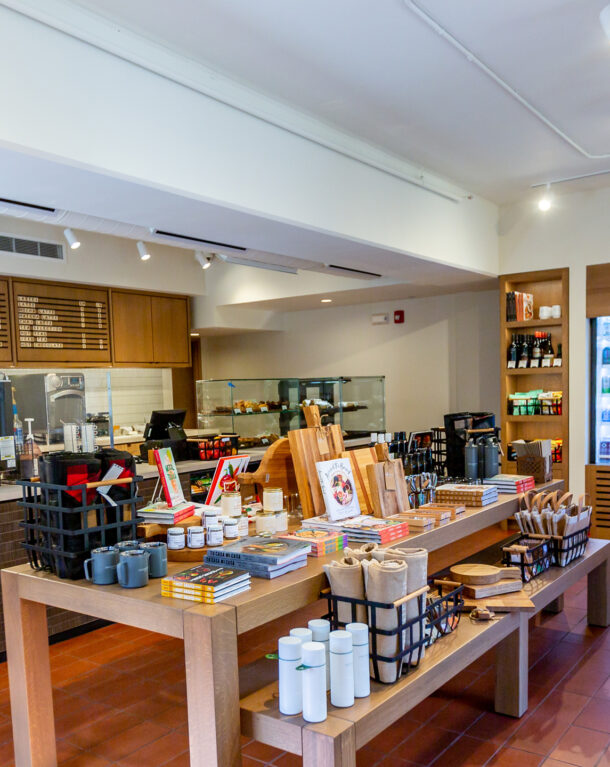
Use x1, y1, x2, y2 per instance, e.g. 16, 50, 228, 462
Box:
288, 422, 344, 518
366, 459, 410, 518
450, 564, 521, 585
435, 580, 534, 612
237, 438, 298, 498
340, 447, 377, 514
462, 579, 523, 598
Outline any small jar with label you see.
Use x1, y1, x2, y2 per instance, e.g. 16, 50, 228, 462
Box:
274, 509, 288, 532
237, 514, 249, 537
223, 518, 239, 539
167, 527, 186, 550
203, 510, 219, 529
263, 486, 283, 512
221, 491, 242, 517
206, 524, 223, 547
187, 526, 205, 548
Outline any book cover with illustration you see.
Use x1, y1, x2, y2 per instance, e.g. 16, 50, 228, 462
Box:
315, 457, 361, 521
206, 454, 250, 506
161, 564, 249, 592
154, 447, 185, 508
203, 535, 311, 565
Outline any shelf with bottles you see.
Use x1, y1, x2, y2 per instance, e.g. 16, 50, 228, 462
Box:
505, 318, 563, 329
506, 331, 562, 371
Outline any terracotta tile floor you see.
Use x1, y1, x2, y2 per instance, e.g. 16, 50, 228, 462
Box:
1, 577, 610, 766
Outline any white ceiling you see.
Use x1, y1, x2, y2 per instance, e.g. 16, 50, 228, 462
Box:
69, 0, 610, 202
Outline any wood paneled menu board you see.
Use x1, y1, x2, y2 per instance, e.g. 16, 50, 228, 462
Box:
12, 281, 111, 364
0, 280, 12, 362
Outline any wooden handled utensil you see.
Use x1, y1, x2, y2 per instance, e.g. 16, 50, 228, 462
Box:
449, 563, 521, 585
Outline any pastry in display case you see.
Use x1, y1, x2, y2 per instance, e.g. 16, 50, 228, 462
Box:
197, 376, 385, 445
196, 378, 300, 447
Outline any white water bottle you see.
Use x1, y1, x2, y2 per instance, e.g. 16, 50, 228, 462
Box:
290, 627, 312, 645
309, 618, 331, 691
278, 636, 302, 715
301, 641, 327, 723
346, 622, 370, 698
329, 630, 354, 708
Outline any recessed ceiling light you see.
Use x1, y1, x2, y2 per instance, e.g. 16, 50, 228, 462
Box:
321, 298, 332, 303
63, 228, 80, 249
538, 184, 552, 212
137, 240, 151, 261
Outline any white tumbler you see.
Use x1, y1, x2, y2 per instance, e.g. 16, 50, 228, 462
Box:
346, 622, 370, 698
309, 618, 331, 691
278, 636, 303, 715
329, 630, 354, 708
301, 641, 327, 723
290, 627, 313, 645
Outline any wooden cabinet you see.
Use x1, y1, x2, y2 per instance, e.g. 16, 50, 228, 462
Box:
151, 296, 190, 365
111, 290, 190, 367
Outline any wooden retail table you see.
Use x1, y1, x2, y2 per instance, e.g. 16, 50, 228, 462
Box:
1, 481, 563, 767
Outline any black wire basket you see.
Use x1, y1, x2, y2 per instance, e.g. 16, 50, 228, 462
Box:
553, 524, 591, 567
502, 536, 554, 582
324, 583, 463, 683
19, 476, 142, 580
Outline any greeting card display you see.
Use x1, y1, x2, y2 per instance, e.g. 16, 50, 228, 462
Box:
206, 454, 250, 506
316, 457, 361, 521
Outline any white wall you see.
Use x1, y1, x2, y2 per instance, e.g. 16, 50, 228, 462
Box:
0, 217, 205, 295
202, 290, 500, 432
499, 186, 610, 493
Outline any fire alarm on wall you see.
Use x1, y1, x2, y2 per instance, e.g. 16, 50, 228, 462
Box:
394, 310, 404, 324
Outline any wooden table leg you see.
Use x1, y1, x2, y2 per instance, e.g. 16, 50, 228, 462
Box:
1, 570, 57, 767
544, 595, 565, 614
495, 612, 528, 718
183, 605, 241, 767
588, 557, 610, 627
303, 719, 356, 767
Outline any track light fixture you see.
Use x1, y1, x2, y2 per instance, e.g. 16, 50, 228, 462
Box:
63, 228, 80, 249
194, 251, 214, 270
538, 184, 552, 212
137, 241, 151, 261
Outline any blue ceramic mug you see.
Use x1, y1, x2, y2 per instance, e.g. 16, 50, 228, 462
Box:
84, 546, 119, 585
139, 541, 168, 578
117, 549, 150, 589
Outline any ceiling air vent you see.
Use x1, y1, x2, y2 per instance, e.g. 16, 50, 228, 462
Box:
0, 234, 64, 260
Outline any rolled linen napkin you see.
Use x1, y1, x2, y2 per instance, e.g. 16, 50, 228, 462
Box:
323, 557, 366, 624
344, 542, 379, 561
372, 547, 428, 665
361, 558, 408, 683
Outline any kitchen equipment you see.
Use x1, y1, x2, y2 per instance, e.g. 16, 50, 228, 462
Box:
436, 577, 522, 599
117, 549, 150, 589
435, 580, 534, 612
139, 541, 168, 577
12, 373, 86, 444
449, 564, 521, 585
366, 447, 410, 518
84, 546, 119, 585
300, 641, 327, 723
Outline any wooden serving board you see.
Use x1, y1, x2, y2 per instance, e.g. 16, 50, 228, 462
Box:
450, 564, 521, 585
340, 447, 377, 514
420, 503, 466, 519
237, 438, 298, 498
288, 422, 344, 518
366, 459, 410, 518
435, 580, 534, 612
462, 579, 523, 598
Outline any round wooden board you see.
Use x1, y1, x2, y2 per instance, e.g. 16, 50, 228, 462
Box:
450, 564, 520, 585
168, 547, 205, 562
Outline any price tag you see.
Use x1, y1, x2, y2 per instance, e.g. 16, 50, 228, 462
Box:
384, 461, 396, 491
281, 404, 287, 411
518, 359, 529, 368
316, 428, 330, 455
507, 360, 516, 369
541, 358, 551, 368
260, 406, 268, 413
530, 359, 540, 368
553, 358, 562, 367
246, 407, 253, 414
233, 408, 241, 415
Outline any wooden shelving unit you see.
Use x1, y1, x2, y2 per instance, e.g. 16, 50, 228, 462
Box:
500, 268, 569, 483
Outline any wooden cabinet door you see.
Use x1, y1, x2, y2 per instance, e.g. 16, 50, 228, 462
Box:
0, 280, 13, 363
111, 292, 153, 364
151, 296, 190, 365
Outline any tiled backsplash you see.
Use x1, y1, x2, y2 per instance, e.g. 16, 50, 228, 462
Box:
84, 368, 173, 429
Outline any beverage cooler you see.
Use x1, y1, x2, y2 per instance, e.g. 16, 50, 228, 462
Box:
590, 317, 610, 463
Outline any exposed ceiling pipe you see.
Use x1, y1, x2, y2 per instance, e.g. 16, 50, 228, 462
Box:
530, 168, 610, 189
403, 0, 610, 160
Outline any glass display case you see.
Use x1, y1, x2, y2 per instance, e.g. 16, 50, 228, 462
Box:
196, 378, 300, 448
196, 376, 385, 444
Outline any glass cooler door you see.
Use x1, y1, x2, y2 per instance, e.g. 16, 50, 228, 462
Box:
592, 317, 610, 463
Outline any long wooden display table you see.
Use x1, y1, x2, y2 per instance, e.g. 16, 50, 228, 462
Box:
240, 539, 610, 767
0, 481, 563, 767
